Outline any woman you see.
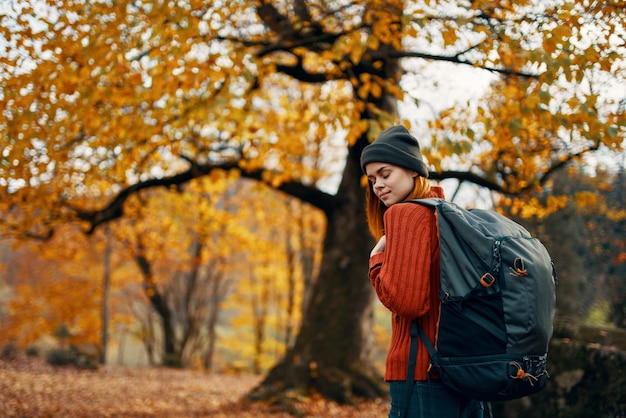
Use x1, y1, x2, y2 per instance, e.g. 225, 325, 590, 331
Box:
360, 125, 483, 418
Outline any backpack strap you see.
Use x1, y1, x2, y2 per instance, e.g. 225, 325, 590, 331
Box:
402, 320, 419, 418
403, 320, 439, 417
416, 322, 437, 358
406, 197, 444, 209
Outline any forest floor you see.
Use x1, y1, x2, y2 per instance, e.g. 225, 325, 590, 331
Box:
0, 353, 389, 417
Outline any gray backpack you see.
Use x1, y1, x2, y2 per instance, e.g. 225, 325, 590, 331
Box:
406, 198, 557, 401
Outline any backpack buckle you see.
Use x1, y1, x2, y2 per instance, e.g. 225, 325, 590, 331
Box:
480, 273, 496, 287
510, 257, 529, 277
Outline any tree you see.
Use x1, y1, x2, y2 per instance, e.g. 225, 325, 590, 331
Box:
516, 164, 626, 327
100, 224, 112, 364
2, 0, 624, 402
112, 174, 266, 367
0, 225, 108, 349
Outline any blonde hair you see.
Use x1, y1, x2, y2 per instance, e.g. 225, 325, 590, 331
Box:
365, 176, 432, 240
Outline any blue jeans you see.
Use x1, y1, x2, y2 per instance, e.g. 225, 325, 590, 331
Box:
389, 380, 483, 418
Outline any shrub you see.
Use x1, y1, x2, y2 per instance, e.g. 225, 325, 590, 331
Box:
0, 342, 18, 361
45, 348, 75, 367
71, 345, 99, 370
25, 345, 39, 357
45, 345, 100, 369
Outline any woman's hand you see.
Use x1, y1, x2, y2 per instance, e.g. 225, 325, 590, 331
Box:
370, 235, 386, 257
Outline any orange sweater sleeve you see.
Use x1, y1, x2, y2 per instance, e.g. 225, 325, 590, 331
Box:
368, 202, 437, 319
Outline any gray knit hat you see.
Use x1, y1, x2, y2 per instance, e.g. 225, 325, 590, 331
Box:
360, 126, 429, 178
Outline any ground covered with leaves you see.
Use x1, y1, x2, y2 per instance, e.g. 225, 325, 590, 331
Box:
1, 354, 389, 417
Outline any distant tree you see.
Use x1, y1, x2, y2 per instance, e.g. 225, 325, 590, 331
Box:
512, 164, 626, 327
0, 227, 104, 348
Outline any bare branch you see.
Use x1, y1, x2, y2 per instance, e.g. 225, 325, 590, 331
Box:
71, 158, 337, 234
430, 170, 505, 193
388, 50, 538, 78
432, 141, 601, 196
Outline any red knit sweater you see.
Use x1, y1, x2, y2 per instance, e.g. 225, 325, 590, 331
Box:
368, 186, 445, 381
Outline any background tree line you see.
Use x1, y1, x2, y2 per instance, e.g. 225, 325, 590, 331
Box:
1, 177, 330, 372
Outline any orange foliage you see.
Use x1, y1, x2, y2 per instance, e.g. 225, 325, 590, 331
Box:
1, 227, 103, 347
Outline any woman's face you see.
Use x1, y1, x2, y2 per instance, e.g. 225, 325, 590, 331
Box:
365, 162, 417, 207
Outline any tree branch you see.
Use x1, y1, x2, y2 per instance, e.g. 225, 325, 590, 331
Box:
44, 140, 600, 237
262, 37, 537, 83
275, 61, 329, 83
430, 170, 505, 193
256, 31, 342, 57
72, 158, 337, 234
538, 142, 601, 189
432, 141, 601, 196
388, 50, 538, 78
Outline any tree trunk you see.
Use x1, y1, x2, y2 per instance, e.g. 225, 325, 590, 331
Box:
134, 252, 179, 367
249, 137, 386, 403
100, 224, 112, 365
250, 31, 401, 402
203, 256, 229, 372
203, 268, 222, 372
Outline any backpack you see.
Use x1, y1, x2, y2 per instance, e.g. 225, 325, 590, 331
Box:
405, 198, 557, 402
